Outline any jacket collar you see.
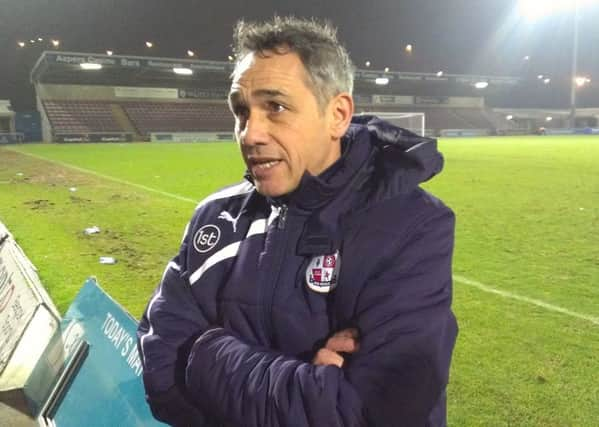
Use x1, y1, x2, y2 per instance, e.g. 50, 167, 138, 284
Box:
245, 115, 444, 255
284, 135, 373, 212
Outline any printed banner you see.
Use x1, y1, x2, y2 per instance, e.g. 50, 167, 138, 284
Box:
27, 278, 165, 426
0, 224, 56, 376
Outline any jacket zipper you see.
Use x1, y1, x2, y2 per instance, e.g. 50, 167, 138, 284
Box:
277, 204, 288, 229
261, 204, 289, 344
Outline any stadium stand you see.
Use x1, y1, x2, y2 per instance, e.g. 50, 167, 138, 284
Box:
122, 102, 232, 137
29, 51, 599, 141
355, 105, 499, 135
448, 108, 495, 130
43, 100, 123, 134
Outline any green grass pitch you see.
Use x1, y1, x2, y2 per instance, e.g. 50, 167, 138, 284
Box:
1, 136, 598, 425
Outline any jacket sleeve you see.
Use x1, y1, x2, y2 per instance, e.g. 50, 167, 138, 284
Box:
137, 222, 215, 426
345, 207, 457, 426
184, 208, 457, 427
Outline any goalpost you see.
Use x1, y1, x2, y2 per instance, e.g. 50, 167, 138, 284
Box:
358, 111, 426, 136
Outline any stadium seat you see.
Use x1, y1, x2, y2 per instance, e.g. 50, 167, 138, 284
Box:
122, 102, 233, 137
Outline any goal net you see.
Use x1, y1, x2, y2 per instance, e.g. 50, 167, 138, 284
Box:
358, 112, 425, 136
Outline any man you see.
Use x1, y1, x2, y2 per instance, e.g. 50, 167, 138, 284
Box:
138, 16, 457, 427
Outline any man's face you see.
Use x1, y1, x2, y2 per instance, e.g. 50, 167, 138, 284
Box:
229, 50, 341, 197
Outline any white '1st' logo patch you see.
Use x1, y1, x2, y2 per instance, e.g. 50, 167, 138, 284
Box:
306, 251, 341, 293
193, 225, 221, 253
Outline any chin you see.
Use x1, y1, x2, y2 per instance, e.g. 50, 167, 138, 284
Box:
256, 186, 285, 198
255, 181, 291, 198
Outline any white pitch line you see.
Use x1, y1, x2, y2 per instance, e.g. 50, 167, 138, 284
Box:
454, 274, 599, 327
6, 148, 599, 327
5, 148, 198, 204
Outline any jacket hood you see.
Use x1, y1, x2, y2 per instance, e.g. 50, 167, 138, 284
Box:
290, 115, 444, 255
348, 115, 444, 191
245, 115, 442, 208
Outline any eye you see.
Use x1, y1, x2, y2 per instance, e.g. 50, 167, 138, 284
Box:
233, 105, 249, 120
231, 105, 249, 132
267, 101, 286, 113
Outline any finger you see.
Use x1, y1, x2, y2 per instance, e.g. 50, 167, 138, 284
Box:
325, 336, 359, 353
312, 348, 345, 367
332, 328, 360, 340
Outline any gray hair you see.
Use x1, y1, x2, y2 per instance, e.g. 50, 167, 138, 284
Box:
231, 16, 354, 110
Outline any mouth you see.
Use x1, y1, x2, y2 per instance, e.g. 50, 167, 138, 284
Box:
254, 160, 281, 170
247, 157, 283, 174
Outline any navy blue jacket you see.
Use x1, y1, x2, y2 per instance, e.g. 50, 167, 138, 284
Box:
137, 116, 458, 427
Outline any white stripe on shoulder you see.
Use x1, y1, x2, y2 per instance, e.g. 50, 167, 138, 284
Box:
195, 181, 254, 211
189, 241, 241, 285
181, 222, 190, 244
247, 218, 267, 236
189, 217, 267, 286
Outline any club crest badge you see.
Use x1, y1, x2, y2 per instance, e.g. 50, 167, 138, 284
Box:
306, 251, 340, 293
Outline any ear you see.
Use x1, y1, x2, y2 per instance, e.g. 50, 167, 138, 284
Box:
327, 92, 354, 140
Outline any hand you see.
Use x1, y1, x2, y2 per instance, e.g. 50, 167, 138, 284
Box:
312, 328, 360, 368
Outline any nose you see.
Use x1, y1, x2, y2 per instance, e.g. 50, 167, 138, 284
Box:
239, 111, 268, 147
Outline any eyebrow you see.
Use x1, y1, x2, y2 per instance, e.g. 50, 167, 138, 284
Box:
252, 89, 289, 99
228, 88, 289, 105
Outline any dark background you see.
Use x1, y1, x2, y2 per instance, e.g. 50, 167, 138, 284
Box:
2, 0, 598, 110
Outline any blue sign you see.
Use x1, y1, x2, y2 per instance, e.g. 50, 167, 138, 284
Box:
25, 278, 164, 426
15, 112, 42, 142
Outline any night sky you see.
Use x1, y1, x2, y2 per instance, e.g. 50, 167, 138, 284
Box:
2, 0, 599, 110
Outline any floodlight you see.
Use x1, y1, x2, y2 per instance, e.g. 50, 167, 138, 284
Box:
145, 41, 153, 48
375, 77, 389, 85
506, 115, 514, 120
227, 55, 234, 61
51, 40, 60, 47
17, 41, 25, 47
519, 0, 592, 127
546, 116, 553, 121
474, 81, 489, 89
187, 50, 195, 57
518, 0, 588, 21
437, 71, 444, 77
365, 61, 371, 67
537, 74, 544, 79
384, 67, 389, 72
544, 78, 551, 84
80, 63, 102, 70
523, 55, 530, 60
30, 39, 35, 43
106, 50, 113, 56
575, 76, 588, 87
405, 44, 413, 53
37, 37, 43, 41
173, 67, 193, 75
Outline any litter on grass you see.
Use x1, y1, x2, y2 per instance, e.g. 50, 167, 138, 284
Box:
84, 226, 101, 235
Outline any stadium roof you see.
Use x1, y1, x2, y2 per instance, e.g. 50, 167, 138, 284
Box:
31, 51, 235, 87
4, 0, 599, 110
31, 51, 522, 91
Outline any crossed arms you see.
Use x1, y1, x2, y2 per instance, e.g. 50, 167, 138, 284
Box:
137, 209, 456, 427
